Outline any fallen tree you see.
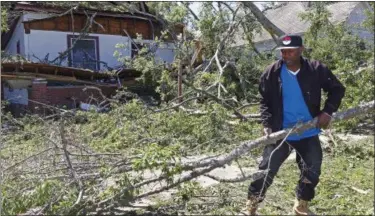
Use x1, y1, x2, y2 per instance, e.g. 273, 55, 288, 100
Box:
69, 100, 374, 214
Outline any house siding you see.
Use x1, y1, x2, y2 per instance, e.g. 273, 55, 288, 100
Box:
6, 12, 175, 71
25, 30, 131, 69
25, 30, 175, 70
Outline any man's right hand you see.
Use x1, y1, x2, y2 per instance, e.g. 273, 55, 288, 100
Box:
263, 127, 272, 137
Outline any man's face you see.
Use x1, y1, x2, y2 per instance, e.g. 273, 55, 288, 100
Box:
280, 47, 303, 65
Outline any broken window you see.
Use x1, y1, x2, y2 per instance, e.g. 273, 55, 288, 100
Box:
67, 35, 100, 71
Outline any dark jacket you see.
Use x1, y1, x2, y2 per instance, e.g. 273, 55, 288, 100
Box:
259, 57, 345, 132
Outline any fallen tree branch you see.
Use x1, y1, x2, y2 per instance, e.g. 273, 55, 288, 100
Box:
237, 103, 260, 111
154, 96, 202, 113
180, 100, 375, 170
89, 101, 374, 213
3, 147, 53, 172
203, 170, 266, 183
182, 79, 247, 120
181, 2, 200, 21
59, 121, 85, 207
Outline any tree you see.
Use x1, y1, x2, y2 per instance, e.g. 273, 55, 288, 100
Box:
2, 2, 374, 215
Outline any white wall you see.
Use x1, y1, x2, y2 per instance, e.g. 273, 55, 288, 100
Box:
155, 43, 175, 63
7, 12, 176, 71
25, 30, 175, 70
5, 15, 25, 56
139, 39, 175, 63
25, 30, 131, 69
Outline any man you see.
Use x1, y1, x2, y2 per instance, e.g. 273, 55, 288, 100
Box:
246, 34, 345, 215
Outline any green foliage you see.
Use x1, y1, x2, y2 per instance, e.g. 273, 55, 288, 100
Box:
147, 2, 188, 24
175, 181, 203, 204
363, 2, 375, 33
300, 7, 371, 71
1, 5, 9, 33
27, 2, 133, 14
77, 98, 261, 155
299, 3, 374, 130
114, 39, 172, 97
2, 179, 64, 215
157, 69, 178, 101
197, 2, 231, 57
132, 143, 183, 181
2, 2, 373, 215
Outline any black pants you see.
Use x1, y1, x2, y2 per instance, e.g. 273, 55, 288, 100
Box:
248, 135, 322, 202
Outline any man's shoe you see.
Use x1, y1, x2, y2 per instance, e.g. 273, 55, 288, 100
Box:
246, 196, 260, 215
293, 199, 314, 215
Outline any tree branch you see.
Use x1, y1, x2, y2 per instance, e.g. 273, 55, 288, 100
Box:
181, 2, 200, 21
242, 2, 285, 39
203, 170, 266, 183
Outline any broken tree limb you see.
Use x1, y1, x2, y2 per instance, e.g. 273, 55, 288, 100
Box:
3, 147, 53, 172
242, 2, 285, 39
182, 79, 247, 120
89, 101, 374, 213
180, 100, 374, 170
50, 12, 97, 64
203, 170, 266, 183
154, 96, 202, 113
59, 121, 85, 207
181, 2, 200, 21
203, 5, 243, 73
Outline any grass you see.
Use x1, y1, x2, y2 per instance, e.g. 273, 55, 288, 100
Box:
154, 136, 374, 215
258, 150, 374, 215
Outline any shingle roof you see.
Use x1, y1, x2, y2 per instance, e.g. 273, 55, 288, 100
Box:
234, 2, 363, 46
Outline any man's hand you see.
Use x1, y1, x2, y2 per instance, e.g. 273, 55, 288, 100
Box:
263, 127, 272, 137
317, 112, 332, 129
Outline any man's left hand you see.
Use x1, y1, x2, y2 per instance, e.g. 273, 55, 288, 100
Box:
317, 112, 332, 129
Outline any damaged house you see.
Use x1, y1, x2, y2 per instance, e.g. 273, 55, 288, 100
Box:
1, 2, 182, 116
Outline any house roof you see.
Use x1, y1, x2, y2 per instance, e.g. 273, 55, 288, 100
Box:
1, 61, 140, 86
1, 2, 155, 50
235, 2, 367, 46
12, 1, 151, 17
1, 62, 115, 79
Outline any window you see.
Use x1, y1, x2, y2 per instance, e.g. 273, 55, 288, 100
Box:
67, 35, 100, 71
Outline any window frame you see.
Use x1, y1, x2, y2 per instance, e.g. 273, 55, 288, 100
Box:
67, 35, 100, 71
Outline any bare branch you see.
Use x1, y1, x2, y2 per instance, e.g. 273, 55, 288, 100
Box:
123, 29, 140, 52
59, 121, 84, 207
180, 100, 374, 170
50, 12, 98, 64
180, 2, 200, 21
182, 79, 247, 120
203, 170, 266, 183
154, 96, 202, 113
4, 147, 53, 172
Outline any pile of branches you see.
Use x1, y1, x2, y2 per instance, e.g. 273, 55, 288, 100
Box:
1, 99, 373, 215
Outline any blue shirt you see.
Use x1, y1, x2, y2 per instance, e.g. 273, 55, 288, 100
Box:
281, 64, 320, 141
